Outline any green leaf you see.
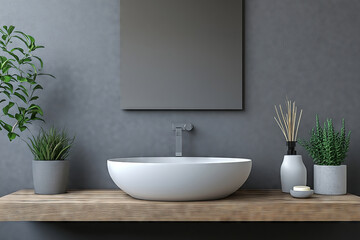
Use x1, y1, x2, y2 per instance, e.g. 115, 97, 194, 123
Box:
17, 85, 28, 97
19, 57, 31, 64
1, 75, 12, 83
32, 117, 45, 122
55, 145, 71, 160
28, 35, 35, 45
34, 46, 45, 50
18, 106, 26, 114
3, 82, 13, 93
33, 84, 43, 91
1, 35, 7, 41
12, 35, 28, 47
14, 92, 27, 103
2, 65, 11, 74
20, 88, 29, 97
28, 35, 35, 50
3, 91, 10, 99
1, 122, 12, 132
14, 31, 29, 41
15, 113, 23, 121
17, 85, 27, 91
33, 56, 43, 69
28, 104, 43, 116
7, 132, 17, 141
1, 59, 12, 69
30, 96, 39, 101
2, 101, 14, 115
26, 63, 38, 74
5, 50, 20, 62
11, 47, 25, 55
19, 126, 27, 132
38, 73, 55, 78
27, 78, 36, 85
17, 75, 27, 82
0, 99, 6, 104
7, 26, 15, 35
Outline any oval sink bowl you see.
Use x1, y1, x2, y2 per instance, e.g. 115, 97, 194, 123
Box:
107, 157, 252, 201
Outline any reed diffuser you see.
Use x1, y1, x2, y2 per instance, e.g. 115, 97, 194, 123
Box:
274, 99, 306, 193
274, 100, 303, 155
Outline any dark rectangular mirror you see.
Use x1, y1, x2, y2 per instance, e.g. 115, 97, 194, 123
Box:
120, 0, 243, 110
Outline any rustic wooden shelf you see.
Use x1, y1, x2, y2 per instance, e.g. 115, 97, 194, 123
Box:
0, 189, 359, 221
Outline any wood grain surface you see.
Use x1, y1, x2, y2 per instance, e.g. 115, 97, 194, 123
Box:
0, 189, 359, 221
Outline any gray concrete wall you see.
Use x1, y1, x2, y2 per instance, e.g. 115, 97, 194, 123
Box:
0, 0, 360, 239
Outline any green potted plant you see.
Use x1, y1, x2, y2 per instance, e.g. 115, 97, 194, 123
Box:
0, 26, 73, 194
299, 116, 351, 195
0, 25, 54, 141
28, 127, 74, 194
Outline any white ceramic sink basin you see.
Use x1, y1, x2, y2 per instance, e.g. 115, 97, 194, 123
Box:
107, 157, 252, 201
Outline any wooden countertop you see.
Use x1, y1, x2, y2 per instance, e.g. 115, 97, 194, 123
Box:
0, 189, 359, 221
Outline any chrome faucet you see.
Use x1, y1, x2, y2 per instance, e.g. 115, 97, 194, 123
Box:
172, 123, 193, 157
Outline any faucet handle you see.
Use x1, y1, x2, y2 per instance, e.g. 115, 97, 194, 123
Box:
184, 123, 193, 131
172, 123, 194, 131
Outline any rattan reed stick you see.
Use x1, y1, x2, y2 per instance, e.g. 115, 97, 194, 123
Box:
274, 100, 303, 142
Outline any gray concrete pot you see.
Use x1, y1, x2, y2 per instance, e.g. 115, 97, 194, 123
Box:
32, 160, 69, 194
314, 165, 346, 195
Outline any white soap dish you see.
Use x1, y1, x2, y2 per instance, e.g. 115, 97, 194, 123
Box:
290, 189, 314, 198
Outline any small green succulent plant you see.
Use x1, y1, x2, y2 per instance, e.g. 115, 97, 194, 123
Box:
299, 115, 351, 166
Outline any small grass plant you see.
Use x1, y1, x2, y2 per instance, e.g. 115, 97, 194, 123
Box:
27, 127, 74, 160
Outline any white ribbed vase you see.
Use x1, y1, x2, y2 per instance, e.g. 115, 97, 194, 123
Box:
280, 155, 307, 193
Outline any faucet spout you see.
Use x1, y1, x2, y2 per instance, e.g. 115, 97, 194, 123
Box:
172, 123, 193, 157
175, 128, 183, 157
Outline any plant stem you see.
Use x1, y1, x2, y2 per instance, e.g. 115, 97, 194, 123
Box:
11, 121, 18, 132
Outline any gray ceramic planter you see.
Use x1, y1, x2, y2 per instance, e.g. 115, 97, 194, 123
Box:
314, 165, 346, 195
32, 160, 69, 194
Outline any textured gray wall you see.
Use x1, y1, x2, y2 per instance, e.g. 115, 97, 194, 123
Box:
1, 0, 360, 239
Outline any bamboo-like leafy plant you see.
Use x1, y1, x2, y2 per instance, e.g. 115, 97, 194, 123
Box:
27, 127, 74, 160
299, 116, 351, 166
0, 25, 54, 141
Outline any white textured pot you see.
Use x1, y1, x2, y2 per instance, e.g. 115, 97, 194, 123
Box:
314, 165, 346, 195
280, 155, 307, 193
